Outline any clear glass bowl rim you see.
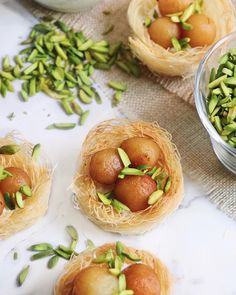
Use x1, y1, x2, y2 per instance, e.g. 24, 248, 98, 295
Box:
194, 31, 236, 156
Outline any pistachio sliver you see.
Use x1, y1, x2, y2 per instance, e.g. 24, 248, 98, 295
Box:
117, 148, 131, 167
28, 243, 53, 252
164, 177, 172, 193
171, 37, 181, 51
4, 192, 15, 210
47, 255, 59, 269
0, 144, 20, 155
121, 251, 141, 262
17, 265, 30, 287
112, 199, 130, 212
54, 249, 71, 260
79, 110, 90, 126
85, 239, 95, 249
46, 123, 76, 130
180, 3, 195, 23
20, 185, 32, 197
30, 249, 54, 261
108, 80, 127, 91
97, 192, 112, 205
15, 192, 25, 209
109, 268, 121, 276
32, 143, 41, 161
148, 190, 164, 205
120, 167, 144, 176
119, 274, 126, 291
66, 225, 78, 242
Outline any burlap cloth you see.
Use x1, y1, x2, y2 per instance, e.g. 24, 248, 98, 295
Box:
22, 0, 236, 219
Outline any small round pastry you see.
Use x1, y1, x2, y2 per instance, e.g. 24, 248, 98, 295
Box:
120, 137, 160, 167
89, 148, 123, 185
72, 265, 119, 295
158, 0, 192, 15
54, 243, 172, 295
128, 0, 236, 76
0, 167, 31, 199
182, 13, 216, 47
0, 132, 52, 240
123, 263, 161, 295
0, 191, 5, 216
114, 175, 157, 212
148, 17, 181, 49
72, 119, 183, 234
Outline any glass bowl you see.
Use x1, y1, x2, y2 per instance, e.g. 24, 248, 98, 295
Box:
195, 32, 236, 174
34, 0, 103, 12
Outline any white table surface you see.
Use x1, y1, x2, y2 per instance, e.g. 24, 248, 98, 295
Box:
0, 1, 236, 294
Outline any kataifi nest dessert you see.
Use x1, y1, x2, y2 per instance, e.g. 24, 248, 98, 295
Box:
54, 242, 172, 295
0, 132, 52, 239
128, 0, 236, 76
72, 119, 183, 235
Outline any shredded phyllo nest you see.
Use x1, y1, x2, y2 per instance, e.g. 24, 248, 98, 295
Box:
72, 119, 183, 235
0, 132, 52, 240
54, 243, 172, 295
127, 0, 236, 76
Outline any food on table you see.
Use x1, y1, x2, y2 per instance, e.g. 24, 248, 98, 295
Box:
182, 14, 216, 47
207, 49, 236, 148
89, 148, 123, 185
54, 242, 172, 295
0, 134, 52, 240
128, 0, 236, 76
0, 19, 141, 128
72, 119, 183, 234
158, 0, 192, 15
148, 17, 181, 49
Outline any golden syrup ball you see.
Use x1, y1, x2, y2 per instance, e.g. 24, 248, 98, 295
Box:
182, 13, 216, 47
158, 0, 192, 15
0, 191, 5, 215
123, 263, 161, 295
0, 167, 31, 199
72, 265, 119, 295
114, 175, 157, 212
89, 148, 123, 185
148, 17, 181, 49
120, 137, 160, 168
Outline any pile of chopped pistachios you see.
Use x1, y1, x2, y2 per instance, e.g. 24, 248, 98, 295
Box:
207, 49, 236, 148
97, 147, 171, 212
0, 18, 141, 128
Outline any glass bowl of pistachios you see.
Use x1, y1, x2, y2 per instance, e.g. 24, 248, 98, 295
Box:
34, 0, 103, 12
195, 32, 236, 174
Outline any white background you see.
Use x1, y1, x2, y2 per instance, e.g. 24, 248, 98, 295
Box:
0, 1, 236, 294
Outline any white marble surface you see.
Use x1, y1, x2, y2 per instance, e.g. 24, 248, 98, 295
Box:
0, 1, 236, 294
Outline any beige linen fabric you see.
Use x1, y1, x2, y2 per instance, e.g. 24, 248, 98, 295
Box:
22, 0, 236, 219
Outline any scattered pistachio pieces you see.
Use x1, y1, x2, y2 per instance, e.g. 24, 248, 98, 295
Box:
119, 167, 144, 176
0, 19, 141, 127
30, 249, 54, 261
97, 192, 112, 205
0, 144, 20, 155
17, 265, 30, 287
7, 112, 15, 121
85, 239, 95, 249
102, 24, 114, 35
